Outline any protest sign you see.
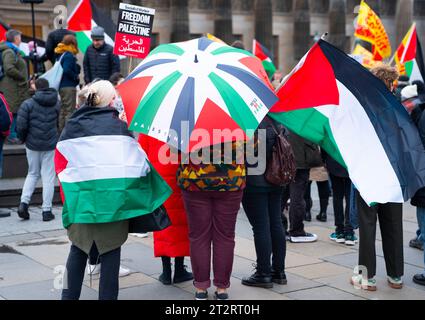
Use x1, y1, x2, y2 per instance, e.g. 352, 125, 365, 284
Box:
114, 3, 155, 59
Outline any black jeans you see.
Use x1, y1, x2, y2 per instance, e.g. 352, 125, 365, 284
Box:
242, 190, 286, 274
356, 192, 404, 278
61, 244, 121, 300
304, 180, 330, 212
282, 169, 310, 236
330, 174, 353, 235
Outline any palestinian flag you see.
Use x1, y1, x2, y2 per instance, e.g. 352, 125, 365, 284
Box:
68, 0, 117, 54
270, 40, 425, 205
253, 39, 276, 79
395, 23, 425, 83
55, 106, 172, 228
0, 18, 45, 56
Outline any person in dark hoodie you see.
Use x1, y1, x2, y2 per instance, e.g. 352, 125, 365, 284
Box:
16, 78, 60, 222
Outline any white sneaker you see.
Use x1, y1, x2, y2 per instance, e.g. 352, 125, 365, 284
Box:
87, 264, 130, 277
130, 233, 149, 238
119, 266, 131, 277
87, 264, 101, 275
350, 274, 377, 291
290, 232, 318, 243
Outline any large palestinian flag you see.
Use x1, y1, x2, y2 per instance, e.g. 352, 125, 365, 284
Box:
270, 40, 425, 205
0, 18, 45, 56
253, 39, 276, 79
55, 106, 172, 228
68, 0, 117, 54
395, 23, 425, 83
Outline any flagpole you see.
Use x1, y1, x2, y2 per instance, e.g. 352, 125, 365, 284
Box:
128, 57, 133, 75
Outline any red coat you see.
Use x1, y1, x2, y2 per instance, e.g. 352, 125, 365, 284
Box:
138, 135, 190, 257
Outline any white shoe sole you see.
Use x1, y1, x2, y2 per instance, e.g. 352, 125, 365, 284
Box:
345, 240, 356, 246
335, 238, 346, 243
290, 236, 318, 243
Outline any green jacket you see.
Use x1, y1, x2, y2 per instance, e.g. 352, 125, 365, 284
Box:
0, 42, 29, 113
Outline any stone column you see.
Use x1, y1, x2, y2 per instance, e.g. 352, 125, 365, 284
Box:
254, 0, 273, 50
170, 0, 190, 42
214, 0, 233, 44
395, 0, 414, 45
328, 0, 347, 51
293, 0, 311, 61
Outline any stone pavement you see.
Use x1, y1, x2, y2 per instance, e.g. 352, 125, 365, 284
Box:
1, 191, 425, 300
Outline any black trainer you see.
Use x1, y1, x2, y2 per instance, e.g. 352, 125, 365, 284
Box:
195, 290, 208, 300
316, 211, 327, 222
214, 291, 229, 300
18, 203, 30, 220
241, 272, 273, 288
409, 238, 424, 251
42, 211, 55, 222
271, 271, 288, 285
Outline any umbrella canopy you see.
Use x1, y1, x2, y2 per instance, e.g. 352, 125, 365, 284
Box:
118, 37, 278, 152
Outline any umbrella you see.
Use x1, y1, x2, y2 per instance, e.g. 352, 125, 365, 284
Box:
118, 37, 279, 152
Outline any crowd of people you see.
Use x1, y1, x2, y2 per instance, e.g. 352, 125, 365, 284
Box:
0, 26, 424, 301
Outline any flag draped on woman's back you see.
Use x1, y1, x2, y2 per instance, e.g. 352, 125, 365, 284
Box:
54, 106, 172, 228
270, 40, 425, 205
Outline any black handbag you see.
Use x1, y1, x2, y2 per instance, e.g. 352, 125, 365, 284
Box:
128, 205, 172, 233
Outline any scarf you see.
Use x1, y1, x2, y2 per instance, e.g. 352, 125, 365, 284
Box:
54, 43, 78, 55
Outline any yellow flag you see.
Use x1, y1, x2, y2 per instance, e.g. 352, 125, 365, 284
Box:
354, 0, 391, 60
206, 33, 226, 44
352, 44, 380, 69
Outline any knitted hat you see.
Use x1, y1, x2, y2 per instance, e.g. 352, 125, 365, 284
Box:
91, 26, 105, 40
87, 80, 116, 108
401, 84, 418, 101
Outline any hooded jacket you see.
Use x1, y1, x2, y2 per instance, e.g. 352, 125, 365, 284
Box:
16, 88, 60, 151
0, 42, 29, 113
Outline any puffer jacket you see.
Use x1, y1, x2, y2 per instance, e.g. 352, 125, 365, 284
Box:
16, 88, 60, 151
83, 43, 120, 84
0, 42, 29, 113
139, 134, 190, 258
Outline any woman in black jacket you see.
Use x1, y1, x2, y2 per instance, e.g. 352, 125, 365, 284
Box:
241, 116, 287, 288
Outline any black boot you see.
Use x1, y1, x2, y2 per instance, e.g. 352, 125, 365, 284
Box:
18, 203, 30, 220
304, 210, 311, 222
241, 272, 273, 288
159, 256, 172, 285
316, 198, 328, 222
173, 257, 193, 284
42, 211, 55, 222
271, 271, 288, 285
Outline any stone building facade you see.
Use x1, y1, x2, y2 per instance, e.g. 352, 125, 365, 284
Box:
1, 0, 425, 73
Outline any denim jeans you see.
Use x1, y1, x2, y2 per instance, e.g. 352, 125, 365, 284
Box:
62, 244, 121, 300
242, 189, 286, 275
417, 207, 425, 274
20, 148, 55, 211
9, 113, 17, 139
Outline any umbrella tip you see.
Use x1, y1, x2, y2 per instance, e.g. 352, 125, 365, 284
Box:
194, 54, 199, 63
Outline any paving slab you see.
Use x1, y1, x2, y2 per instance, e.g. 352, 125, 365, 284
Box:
270, 272, 324, 294
9, 236, 71, 268
0, 233, 43, 244
286, 262, 353, 280
234, 236, 257, 261
285, 251, 322, 268
83, 272, 157, 291
285, 285, 365, 300
0, 253, 56, 288
287, 240, 356, 259
120, 242, 161, 276
0, 280, 98, 300
315, 273, 425, 300
119, 282, 193, 300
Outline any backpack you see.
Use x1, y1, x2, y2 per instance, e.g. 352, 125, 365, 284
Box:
0, 93, 13, 138
264, 120, 297, 186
